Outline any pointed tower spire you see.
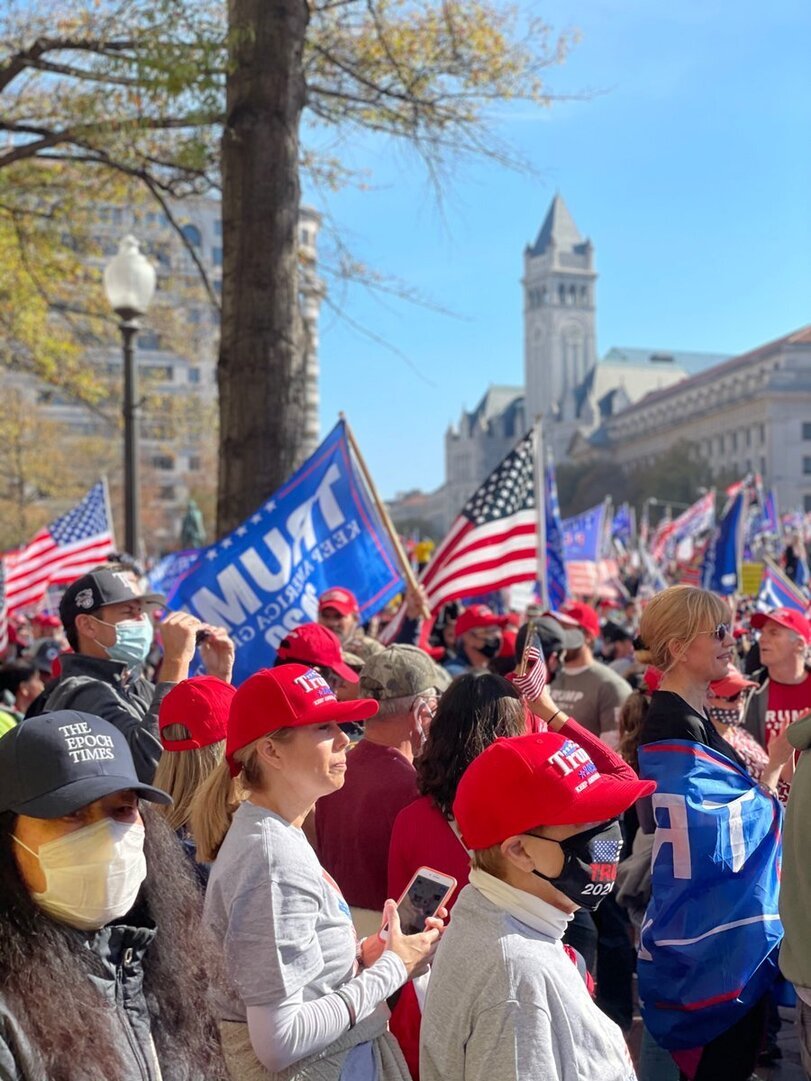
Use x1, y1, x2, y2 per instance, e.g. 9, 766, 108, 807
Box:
529, 194, 583, 256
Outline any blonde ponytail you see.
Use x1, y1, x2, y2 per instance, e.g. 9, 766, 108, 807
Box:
188, 758, 238, 862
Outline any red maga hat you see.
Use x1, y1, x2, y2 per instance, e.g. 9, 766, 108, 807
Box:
559, 601, 601, 640
454, 604, 503, 637
225, 664, 378, 777
453, 732, 655, 849
318, 587, 359, 616
277, 623, 359, 684
751, 607, 811, 644
709, 667, 757, 698
159, 676, 236, 751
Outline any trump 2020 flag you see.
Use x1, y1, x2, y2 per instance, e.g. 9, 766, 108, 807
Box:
172, 421, 404, 684
757, 557, 809, 614
637, 739, 782, 1051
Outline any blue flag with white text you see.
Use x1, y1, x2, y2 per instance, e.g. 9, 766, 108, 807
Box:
171, 422, 404, 684
701, 490, 746, 594
147, 549, 202, 604
637, 740, 782, 1051
612, 503, 633, 546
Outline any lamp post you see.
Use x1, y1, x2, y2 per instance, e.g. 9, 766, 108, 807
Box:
103, 236, 156, 556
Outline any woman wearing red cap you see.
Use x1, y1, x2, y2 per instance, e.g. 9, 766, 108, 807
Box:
190, 664, 444, 1081
154, 676, 236, 882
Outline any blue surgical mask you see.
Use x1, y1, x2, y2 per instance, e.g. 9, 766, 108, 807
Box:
94, 615, 153, 667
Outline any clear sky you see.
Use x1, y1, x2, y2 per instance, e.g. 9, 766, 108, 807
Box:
306, 0, 811, 500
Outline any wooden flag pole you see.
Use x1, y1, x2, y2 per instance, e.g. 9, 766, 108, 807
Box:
340, 414, 431, 619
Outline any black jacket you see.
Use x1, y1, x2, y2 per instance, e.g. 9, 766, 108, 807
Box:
0, 920, 162, 1081
39, 654, 175, 783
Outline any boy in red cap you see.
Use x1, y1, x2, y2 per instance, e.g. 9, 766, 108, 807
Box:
421, 709, 653, 1080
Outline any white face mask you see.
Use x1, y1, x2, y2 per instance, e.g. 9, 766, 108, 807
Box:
14, 818, 147, 931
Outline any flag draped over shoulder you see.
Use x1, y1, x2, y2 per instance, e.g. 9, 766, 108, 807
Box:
413, 431, 537, 614
3, 480, 115, 616
172, 421, 404, 684
637, 739, 782, 1051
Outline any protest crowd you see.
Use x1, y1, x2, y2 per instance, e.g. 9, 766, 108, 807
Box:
1, 441, 811, 1081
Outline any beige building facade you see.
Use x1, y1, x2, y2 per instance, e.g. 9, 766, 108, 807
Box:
596, 327, 811, 512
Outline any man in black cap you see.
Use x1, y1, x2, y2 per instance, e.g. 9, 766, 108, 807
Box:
39, 568, 233, 782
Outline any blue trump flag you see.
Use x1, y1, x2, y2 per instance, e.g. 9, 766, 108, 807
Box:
544, 457, 568, 609
147, 549, 202, 603
612, 503, 633, 546
172, 421, 404, 684
701, 489, 746, 594
637, 740, 782, 1051
562, 503, 605, 563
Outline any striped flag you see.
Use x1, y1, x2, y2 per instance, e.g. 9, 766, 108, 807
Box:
757, 557, 809, 614
381, 433, 537, 641
3, 481, 115, 617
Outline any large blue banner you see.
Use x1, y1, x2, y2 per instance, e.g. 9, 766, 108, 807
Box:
562, 503, 605, 563
171, 422, 404, 684
637, 739, 782, 1051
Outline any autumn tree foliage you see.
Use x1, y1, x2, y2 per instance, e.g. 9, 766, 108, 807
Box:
1, 0, 573, 535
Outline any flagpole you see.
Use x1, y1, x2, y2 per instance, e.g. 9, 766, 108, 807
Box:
339, 414, 431, 619
533, 417, 550, 611
101, 475, 118, 551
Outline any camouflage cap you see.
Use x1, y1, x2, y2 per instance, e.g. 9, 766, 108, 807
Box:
359, 644, 440, 701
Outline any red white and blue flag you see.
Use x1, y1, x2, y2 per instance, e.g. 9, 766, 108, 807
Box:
2, 481, 115, 618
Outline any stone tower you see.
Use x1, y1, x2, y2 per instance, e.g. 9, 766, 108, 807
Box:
523, 194, 597, 424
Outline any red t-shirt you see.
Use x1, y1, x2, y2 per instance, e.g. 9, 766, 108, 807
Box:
315, 739, 418, 911
765, 674, 811, 746
387, 796, 470, 908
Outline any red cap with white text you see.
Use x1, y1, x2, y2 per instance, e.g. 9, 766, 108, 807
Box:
225, 664, 378, 777
452, 732, 655, 849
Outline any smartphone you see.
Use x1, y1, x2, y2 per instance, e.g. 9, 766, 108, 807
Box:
380, 866, 457, 940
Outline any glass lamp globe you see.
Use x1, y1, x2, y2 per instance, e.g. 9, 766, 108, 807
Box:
103, 235, 156, 320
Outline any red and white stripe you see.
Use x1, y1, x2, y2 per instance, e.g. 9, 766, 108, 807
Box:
4, 530, 114, 615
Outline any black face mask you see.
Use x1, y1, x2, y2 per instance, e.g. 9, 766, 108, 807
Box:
477, 638, 501, 659
529, 819, 623, 911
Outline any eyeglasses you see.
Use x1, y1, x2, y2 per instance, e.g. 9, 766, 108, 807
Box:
699, 623, 731, 642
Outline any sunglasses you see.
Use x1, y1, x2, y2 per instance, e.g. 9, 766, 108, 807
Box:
699, 623, 731, 642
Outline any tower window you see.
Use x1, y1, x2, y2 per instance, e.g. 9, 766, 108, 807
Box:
558, 284, 565, 305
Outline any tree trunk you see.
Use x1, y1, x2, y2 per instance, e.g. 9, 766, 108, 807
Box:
217, 0, 309, 536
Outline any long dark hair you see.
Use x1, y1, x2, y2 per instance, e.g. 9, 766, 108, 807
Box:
0, 805, 225, 1081
417, 670, 525, 818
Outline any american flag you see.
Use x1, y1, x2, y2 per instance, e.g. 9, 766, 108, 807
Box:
382, 433, 537, 639
3, 481, 115, 617
589, 836, 623, 883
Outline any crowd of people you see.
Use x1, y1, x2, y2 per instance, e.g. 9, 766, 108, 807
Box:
0, 555, 810, 1081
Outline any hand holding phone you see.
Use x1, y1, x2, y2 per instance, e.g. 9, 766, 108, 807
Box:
379, 866, 456, 941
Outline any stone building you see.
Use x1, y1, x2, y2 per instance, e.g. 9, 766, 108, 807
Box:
585, 327, 811, 512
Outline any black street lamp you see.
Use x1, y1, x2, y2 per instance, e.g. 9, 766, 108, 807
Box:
103, 236, 156, 557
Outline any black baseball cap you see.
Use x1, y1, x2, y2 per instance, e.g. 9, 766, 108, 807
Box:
0, 711, 171, 818
59, 569, 165, 630
516, 615, 582, 658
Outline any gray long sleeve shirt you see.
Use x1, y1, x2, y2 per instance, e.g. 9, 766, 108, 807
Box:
421, 885, 636, 1081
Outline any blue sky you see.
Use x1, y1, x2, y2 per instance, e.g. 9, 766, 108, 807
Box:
305, 0, 811, 500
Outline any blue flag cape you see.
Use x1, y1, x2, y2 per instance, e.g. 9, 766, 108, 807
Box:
637, 739, 782, 1051
171, 421, 404, 684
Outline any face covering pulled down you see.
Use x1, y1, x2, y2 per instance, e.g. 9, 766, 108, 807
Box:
94, 615, 154, 667
15, 818, 147, 930
531, 819, 623, 911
